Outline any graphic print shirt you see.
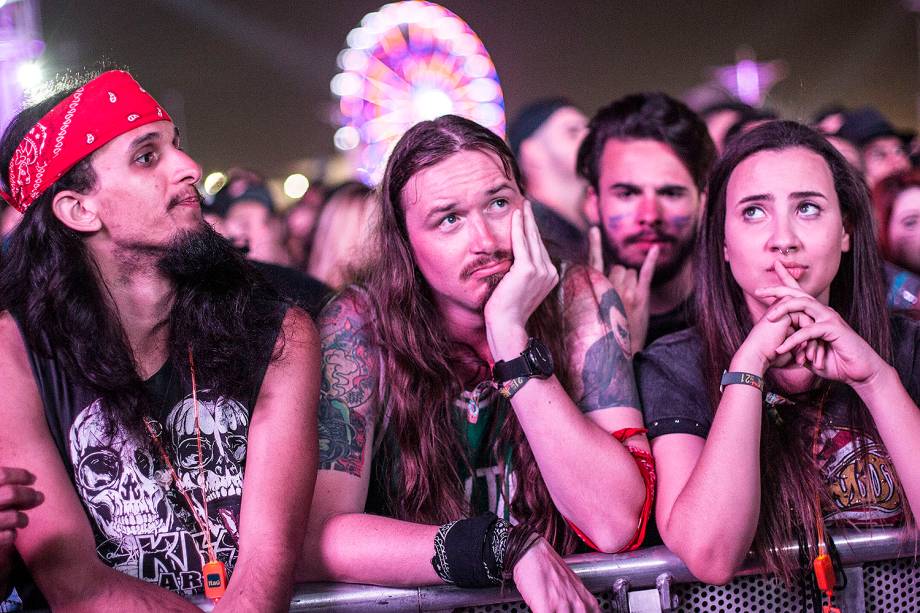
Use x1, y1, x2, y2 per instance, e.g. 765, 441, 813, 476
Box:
636, 315, 920, 526
15, 304, 283, 599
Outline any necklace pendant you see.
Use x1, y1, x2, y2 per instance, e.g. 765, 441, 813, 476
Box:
467, 398, 479, 424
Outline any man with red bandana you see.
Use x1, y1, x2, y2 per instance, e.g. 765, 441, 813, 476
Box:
0, 71, 319, 610
578, 93, 717, 353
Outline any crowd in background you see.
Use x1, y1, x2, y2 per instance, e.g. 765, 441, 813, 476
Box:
0, 68, 919, 613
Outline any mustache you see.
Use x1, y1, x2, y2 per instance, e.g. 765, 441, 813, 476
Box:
460, 251, 513, 280
167, 190, 204, 210
623, 229, 677, 246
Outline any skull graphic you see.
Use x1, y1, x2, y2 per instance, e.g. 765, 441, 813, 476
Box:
166, 394, 249, 507
69, 400, 175, 544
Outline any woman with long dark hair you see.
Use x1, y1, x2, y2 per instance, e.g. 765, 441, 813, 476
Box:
637, 120, 920, 586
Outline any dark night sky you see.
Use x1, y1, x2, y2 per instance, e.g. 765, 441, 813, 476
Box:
37, 0, 919, 181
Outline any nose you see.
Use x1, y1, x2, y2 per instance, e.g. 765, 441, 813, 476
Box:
635, 190, 662, 227
172, 147, 202, 186
468, 212, 499, 253
768, 213, 802, 255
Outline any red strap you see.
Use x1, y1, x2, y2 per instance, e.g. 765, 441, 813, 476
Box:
566, 428, 656, 552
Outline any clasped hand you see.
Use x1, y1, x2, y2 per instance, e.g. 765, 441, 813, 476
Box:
742, 262, 885, 387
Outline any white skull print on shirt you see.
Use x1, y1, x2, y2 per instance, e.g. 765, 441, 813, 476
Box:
68, 392, 249, 595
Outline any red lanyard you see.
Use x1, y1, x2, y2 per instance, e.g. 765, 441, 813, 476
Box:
144, 346, 227, 602
810, 387, 840, 613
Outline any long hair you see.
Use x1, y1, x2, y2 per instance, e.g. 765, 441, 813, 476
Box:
352, 115, 581, 553
871, 169, 920, 268
0, 80, 284, 442
696, 120, 903, 581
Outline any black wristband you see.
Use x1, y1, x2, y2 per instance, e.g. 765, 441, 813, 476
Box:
430, 513, 510, 588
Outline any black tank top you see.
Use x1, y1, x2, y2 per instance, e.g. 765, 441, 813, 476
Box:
12, 302, 285, 602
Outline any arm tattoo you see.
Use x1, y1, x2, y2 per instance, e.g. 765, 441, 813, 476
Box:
317, 302, 374, 476
579, 331, 640, 412
598, 288, 626, 326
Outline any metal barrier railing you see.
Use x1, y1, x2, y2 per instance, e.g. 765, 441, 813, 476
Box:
191, 527, 919, 612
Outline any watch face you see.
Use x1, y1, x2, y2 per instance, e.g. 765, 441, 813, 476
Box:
526, 339, 554, 377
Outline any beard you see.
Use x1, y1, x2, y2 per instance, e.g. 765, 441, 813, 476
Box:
155, 222, 262, 301
602, 227, 697, 286
459, 250, 513, 303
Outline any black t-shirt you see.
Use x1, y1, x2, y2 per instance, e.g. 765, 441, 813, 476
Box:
251, 260, 330, 318
531, 199, 588, 265
636, 315, 920, 525
13, 301, 285, 602
646, 296, 694, 349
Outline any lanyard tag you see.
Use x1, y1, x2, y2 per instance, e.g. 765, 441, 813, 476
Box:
203, 559, 227, 601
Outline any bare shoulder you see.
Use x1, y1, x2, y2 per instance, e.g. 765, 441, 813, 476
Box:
0, 312, 40, 414
274, 306, 320, 363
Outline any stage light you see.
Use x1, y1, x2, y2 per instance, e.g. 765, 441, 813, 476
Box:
203, 172, 227, 195
283, 173, 310, 199
16, 61, 43, 89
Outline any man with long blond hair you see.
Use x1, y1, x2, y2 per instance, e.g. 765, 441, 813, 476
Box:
299, 115, 654, 611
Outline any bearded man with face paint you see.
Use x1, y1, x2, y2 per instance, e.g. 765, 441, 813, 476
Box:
579, 93, 717, 353
300, 115, 654, 613
0, 72, 319, 611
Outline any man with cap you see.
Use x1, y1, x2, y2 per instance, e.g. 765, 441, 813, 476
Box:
837, 107, 914, 187
0, 71, 319, 610
507, 98, 589, 262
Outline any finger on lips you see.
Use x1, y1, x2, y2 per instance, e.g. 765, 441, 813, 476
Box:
774, 261, 802, 289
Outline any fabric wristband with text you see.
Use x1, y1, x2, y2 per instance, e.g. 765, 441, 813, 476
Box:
720, 370, 765, 393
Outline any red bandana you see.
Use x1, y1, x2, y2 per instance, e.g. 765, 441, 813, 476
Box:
0, 70, 172, 213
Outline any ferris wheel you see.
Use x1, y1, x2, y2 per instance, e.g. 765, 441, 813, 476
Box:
330, 1, 505, 184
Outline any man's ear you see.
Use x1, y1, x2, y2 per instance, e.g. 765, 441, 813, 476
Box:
584, 186, 600, 225
52, 191, 101, 232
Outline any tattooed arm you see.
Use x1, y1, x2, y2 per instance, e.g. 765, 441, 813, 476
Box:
491, 265, 649, 552
297, 294, 441, 586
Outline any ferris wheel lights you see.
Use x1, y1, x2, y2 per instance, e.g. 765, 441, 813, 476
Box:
472, 102, 504, 128
451, 33, 479, 56
334, 126, 361, 151
332, 1, 506, 183
468, 78, 500, 103
346, 27, 375, 50
434, 16, 464, 39
331, 72, 362, 97
411, 87, 455, 121
340, 49, 369, 72
463, 55, 491, 78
